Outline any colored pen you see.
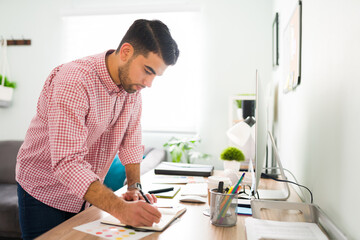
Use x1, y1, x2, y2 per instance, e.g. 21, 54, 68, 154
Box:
231, 172, 245, 194
218, 172, 246, 223
148, 187, 174, 194
227, 186, 234, 194
139, 189, 151, 204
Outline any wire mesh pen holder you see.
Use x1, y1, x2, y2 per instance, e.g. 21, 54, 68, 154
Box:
210, 188, 239, 227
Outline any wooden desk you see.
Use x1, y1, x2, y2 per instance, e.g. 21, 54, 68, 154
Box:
36, 170, 301, 240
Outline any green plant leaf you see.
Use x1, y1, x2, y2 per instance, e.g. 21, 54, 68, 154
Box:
236, 100, 242, 108
0, 74, 16, 89
220, 147, 245, 161
163, 135, 209, 163
170, 147, 183, 162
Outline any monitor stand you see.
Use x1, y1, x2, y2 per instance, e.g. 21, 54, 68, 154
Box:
254, 131, 290, 200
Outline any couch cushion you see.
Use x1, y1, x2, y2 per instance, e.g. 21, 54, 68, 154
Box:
140, 148, 166, 175
0, 141, 23, 184
0, 184, 21, 238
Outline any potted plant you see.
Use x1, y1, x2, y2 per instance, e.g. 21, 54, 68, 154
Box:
0, 74, 17, 107
220, 146, 245, 171
163, 136, 210, 164
234, 94, 255, 120
235, 99, 243, 120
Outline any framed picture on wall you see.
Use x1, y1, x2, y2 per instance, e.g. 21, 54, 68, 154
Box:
272, 13, 279, 67
283, 0, 302, 93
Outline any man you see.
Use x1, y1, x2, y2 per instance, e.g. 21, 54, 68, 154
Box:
16, 19, 179, 239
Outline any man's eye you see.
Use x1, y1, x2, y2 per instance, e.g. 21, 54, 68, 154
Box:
145, 69, 151, 75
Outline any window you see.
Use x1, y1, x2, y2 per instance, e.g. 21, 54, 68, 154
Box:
62, 11, 202, 133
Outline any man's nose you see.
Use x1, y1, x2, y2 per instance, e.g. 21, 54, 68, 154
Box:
143, 76, 155, 88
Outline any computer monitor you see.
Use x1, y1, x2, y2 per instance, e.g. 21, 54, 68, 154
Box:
254, 70, 290, 200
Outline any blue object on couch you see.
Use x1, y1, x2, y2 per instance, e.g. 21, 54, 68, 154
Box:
104, 148, 165, 192
104, 155, 126, 192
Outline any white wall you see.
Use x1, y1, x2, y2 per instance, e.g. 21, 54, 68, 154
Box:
0, 0, 65, 140
0, 0, 272, 171
273, 0, 360, 238
2, 0, 358, 238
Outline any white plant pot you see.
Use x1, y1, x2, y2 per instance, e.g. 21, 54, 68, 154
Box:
236, 108, 243, 120
223, 160, 241, 172
0, 85, 14, 107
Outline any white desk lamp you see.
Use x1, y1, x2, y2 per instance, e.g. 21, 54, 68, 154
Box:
227, 116, 256, 148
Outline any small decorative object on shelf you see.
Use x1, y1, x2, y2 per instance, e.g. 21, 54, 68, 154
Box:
220, 146, 245, 171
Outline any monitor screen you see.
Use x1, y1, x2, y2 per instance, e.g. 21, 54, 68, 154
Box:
253, 70, 290, 200
254, 70, 267, 194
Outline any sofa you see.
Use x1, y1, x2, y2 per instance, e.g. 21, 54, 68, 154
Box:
0, 140, 165, 239
0, 140, 22, 239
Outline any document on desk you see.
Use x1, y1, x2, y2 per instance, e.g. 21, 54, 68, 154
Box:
152, 175, 206, 184
245, 217, 328, 240
181, 183, 208, 197
74, 220, 153, 239
101, 205, 186, 232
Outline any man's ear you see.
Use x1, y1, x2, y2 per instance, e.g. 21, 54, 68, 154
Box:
119, 43, 134, 62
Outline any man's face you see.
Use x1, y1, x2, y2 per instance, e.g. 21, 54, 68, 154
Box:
117, 52, 168, 93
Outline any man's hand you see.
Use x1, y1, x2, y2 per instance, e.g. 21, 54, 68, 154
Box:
84, 181, 161, 227
122, 189, 157, 204
123, 163, 157, 203
113, 200, 162, 227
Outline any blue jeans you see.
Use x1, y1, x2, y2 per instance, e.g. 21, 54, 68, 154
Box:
17, 183, 84, 240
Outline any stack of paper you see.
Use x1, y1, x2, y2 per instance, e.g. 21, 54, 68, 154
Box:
152, 175, 205, 184
245, 217, 329, 240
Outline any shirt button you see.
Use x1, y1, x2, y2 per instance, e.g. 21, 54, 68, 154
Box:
101, 148, 105, 152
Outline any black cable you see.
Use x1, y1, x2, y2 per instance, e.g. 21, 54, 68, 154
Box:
260, 173, 314, 204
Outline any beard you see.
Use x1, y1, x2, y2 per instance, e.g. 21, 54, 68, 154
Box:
117, 58, 145, 93
117, 61, 136, 93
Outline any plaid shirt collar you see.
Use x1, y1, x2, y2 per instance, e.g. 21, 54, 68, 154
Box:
96, 49, 127, 96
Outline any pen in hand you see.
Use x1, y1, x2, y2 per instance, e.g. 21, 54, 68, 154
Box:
139, 189, 151, 204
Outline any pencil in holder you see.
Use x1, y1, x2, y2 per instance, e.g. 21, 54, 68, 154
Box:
209, 188, 239, 227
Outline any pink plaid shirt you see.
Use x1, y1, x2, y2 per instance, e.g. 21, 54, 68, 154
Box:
16, 50, 144, 213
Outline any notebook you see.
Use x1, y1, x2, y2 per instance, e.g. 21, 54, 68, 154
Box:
101, 205, 186, 232
147, 185, 181, 199
154, 162, 214, 177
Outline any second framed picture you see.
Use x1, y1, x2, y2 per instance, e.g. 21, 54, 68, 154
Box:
272, 12, 279, 67
283, 0, 302, 93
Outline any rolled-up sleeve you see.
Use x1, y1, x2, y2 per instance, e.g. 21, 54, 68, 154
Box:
118, 93, 144, 165
48, 76, 100, 199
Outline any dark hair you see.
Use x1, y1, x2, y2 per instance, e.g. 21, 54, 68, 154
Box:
116, 19, 179, 66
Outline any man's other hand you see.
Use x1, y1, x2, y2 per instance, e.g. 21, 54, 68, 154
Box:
114, 201, 162, 227
122, 189, 157, 204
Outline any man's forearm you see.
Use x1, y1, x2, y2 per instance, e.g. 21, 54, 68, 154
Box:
83, 180, 124, 215
125, 163, 141, 188
83, 180, 161, 227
